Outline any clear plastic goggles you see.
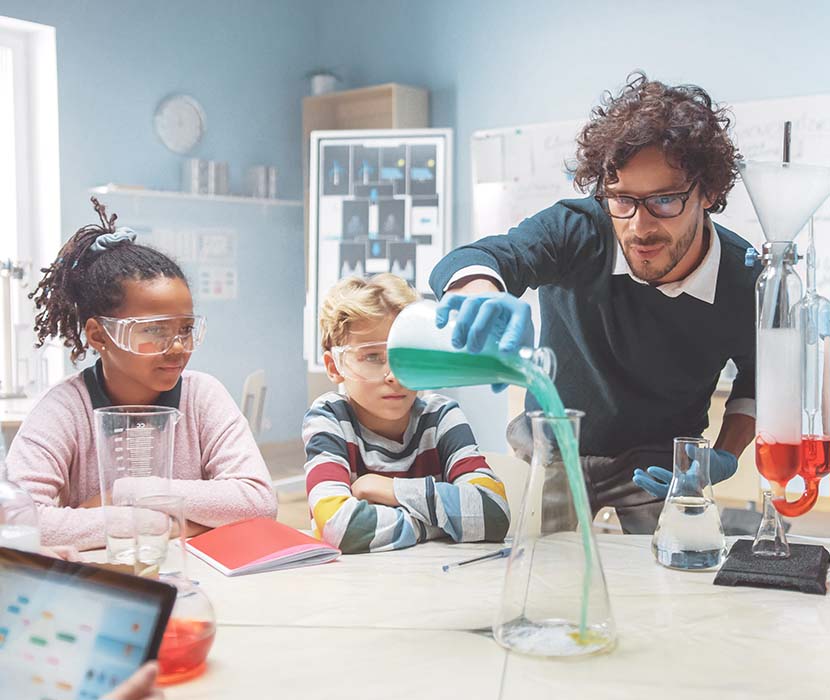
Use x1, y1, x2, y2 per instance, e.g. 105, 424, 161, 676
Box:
330, 341, 390, 382
97, 314, 207, 355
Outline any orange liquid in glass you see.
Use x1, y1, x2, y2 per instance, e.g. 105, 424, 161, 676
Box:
156, 618, 216, 686
799, 435, 830, 481
755, 437, 800, 486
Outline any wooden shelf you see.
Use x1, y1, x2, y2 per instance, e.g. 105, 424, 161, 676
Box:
91, 184, 302, 207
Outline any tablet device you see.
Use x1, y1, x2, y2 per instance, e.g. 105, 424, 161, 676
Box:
0, 547, 176, 699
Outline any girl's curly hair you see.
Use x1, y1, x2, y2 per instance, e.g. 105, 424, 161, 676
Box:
571, 72, 740, 213
28, 197, 187, 363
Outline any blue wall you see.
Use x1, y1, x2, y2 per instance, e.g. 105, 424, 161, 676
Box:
0, 0, 319, 443
313, 0, 830, 450
315, 0, 830, 245
3, 0, 830, 449
0, 0, 317, 230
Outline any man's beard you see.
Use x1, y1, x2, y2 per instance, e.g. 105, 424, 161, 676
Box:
622, 218, 699, 282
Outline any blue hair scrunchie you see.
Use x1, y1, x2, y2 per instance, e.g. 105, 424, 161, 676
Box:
89, 227, 136, 253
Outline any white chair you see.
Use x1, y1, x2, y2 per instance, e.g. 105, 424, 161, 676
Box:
240, 369, 267, 439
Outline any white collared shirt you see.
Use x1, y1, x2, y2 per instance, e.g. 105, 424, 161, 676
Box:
444, 217, 754, 419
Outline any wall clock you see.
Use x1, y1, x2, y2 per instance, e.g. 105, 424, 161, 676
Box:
154, 94, 206, 154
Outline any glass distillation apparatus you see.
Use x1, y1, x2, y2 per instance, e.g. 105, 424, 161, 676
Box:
742, 128, 830, 557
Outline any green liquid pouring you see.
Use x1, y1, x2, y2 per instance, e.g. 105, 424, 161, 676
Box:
388, 346, 594, 637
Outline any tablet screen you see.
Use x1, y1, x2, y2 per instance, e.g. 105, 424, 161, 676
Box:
0, 548, 176, 700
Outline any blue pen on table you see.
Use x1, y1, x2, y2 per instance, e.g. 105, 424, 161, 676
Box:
441, 547, 511, 572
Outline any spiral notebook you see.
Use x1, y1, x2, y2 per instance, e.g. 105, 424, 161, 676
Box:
185, 517, 340, 576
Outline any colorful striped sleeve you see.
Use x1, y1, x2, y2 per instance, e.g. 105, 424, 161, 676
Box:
392, 399, 510, 543
302, 398, 421, 554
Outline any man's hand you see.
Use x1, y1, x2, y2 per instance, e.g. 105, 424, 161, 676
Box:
104, 662, 164, 700
435, 292, 533, 392
632, 466, 674, 500
436, 293, 533, 354
351, 474, 400, 507
632, 448, 739, 500
709, 448, 739, 484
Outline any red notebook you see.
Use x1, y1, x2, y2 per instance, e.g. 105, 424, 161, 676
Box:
185, 517, 340, 576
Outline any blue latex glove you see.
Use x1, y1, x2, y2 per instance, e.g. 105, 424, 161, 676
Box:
632, 448, 739, 500
436, 293, 534, 392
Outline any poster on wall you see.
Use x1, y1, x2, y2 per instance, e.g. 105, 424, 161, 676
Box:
306, 129, 453, 371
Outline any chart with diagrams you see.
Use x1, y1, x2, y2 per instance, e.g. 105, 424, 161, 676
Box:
307, 129, 452, 369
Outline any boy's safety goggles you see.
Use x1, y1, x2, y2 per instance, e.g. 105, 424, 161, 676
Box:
97, 314, 207, 355
330, 341, 391, 382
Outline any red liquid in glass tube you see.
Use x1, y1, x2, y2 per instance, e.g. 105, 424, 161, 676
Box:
156, 618, 216, 685
771, 435, 830, 516
755, 437, 800, 486
799, 435, 830, 481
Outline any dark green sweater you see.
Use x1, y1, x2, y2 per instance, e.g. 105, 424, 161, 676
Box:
429, 196, 760, 457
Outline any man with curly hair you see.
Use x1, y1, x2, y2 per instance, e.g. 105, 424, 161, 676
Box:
429, 73, 759, 533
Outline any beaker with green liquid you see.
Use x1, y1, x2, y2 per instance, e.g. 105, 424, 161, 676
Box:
388, 300, 616, 657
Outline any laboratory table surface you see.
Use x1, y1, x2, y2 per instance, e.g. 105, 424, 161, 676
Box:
89, 535, 830, 699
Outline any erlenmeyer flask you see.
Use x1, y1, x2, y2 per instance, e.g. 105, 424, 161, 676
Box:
651, 437, 726, 570
493, 411, 615, 657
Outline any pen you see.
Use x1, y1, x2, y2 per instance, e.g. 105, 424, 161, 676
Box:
441, 547, 512, 572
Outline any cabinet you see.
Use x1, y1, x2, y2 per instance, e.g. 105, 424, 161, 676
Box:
302, 83, 429, 403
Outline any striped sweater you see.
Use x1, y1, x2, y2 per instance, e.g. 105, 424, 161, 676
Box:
303, 392, 510, 553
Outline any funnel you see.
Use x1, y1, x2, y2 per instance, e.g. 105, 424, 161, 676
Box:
739, 161, 830, 242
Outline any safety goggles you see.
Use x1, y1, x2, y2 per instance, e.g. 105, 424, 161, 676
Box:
330, 341, 391, 382
97, 314, 206, 355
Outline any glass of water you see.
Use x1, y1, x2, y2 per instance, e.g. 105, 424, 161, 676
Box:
133, 494, 185, 578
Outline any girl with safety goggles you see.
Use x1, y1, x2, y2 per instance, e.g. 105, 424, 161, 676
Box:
5, 198, 276, 551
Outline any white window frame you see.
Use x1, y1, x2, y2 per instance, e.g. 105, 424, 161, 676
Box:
0, 16, 61, 395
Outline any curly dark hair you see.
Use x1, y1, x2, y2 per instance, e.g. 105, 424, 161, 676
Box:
29, 197, 187, 363
571, 72, 740, 213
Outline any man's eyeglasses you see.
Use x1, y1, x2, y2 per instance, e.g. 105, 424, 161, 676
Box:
330, 341, 390, 382
595, 181, 698, 219
97, 314, 206, 355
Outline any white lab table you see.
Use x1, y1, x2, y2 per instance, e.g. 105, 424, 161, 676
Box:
118, 535, 830, 699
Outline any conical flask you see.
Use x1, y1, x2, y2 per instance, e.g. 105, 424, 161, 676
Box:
493, 411, 615, 657
651, 437, 726, 570
753, 491, 790, 557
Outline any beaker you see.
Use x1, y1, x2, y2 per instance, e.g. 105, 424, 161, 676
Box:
493, 411, 615, 658
387, 300, 556, 397
133, 494, 187, 578
131, 493, 217, 685
94, 405, 181, 563
651, 437, 726, 570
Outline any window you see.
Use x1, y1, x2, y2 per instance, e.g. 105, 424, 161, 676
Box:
0, 16, 60, 395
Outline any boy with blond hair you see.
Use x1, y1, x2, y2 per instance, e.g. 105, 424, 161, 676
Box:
303, 273, 510, 553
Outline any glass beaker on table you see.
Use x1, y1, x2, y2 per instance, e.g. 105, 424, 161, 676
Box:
94, 405, 180, 564
132, 493, 216, 685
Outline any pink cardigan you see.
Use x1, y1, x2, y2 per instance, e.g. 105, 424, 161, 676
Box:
6, 369, 277, 550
